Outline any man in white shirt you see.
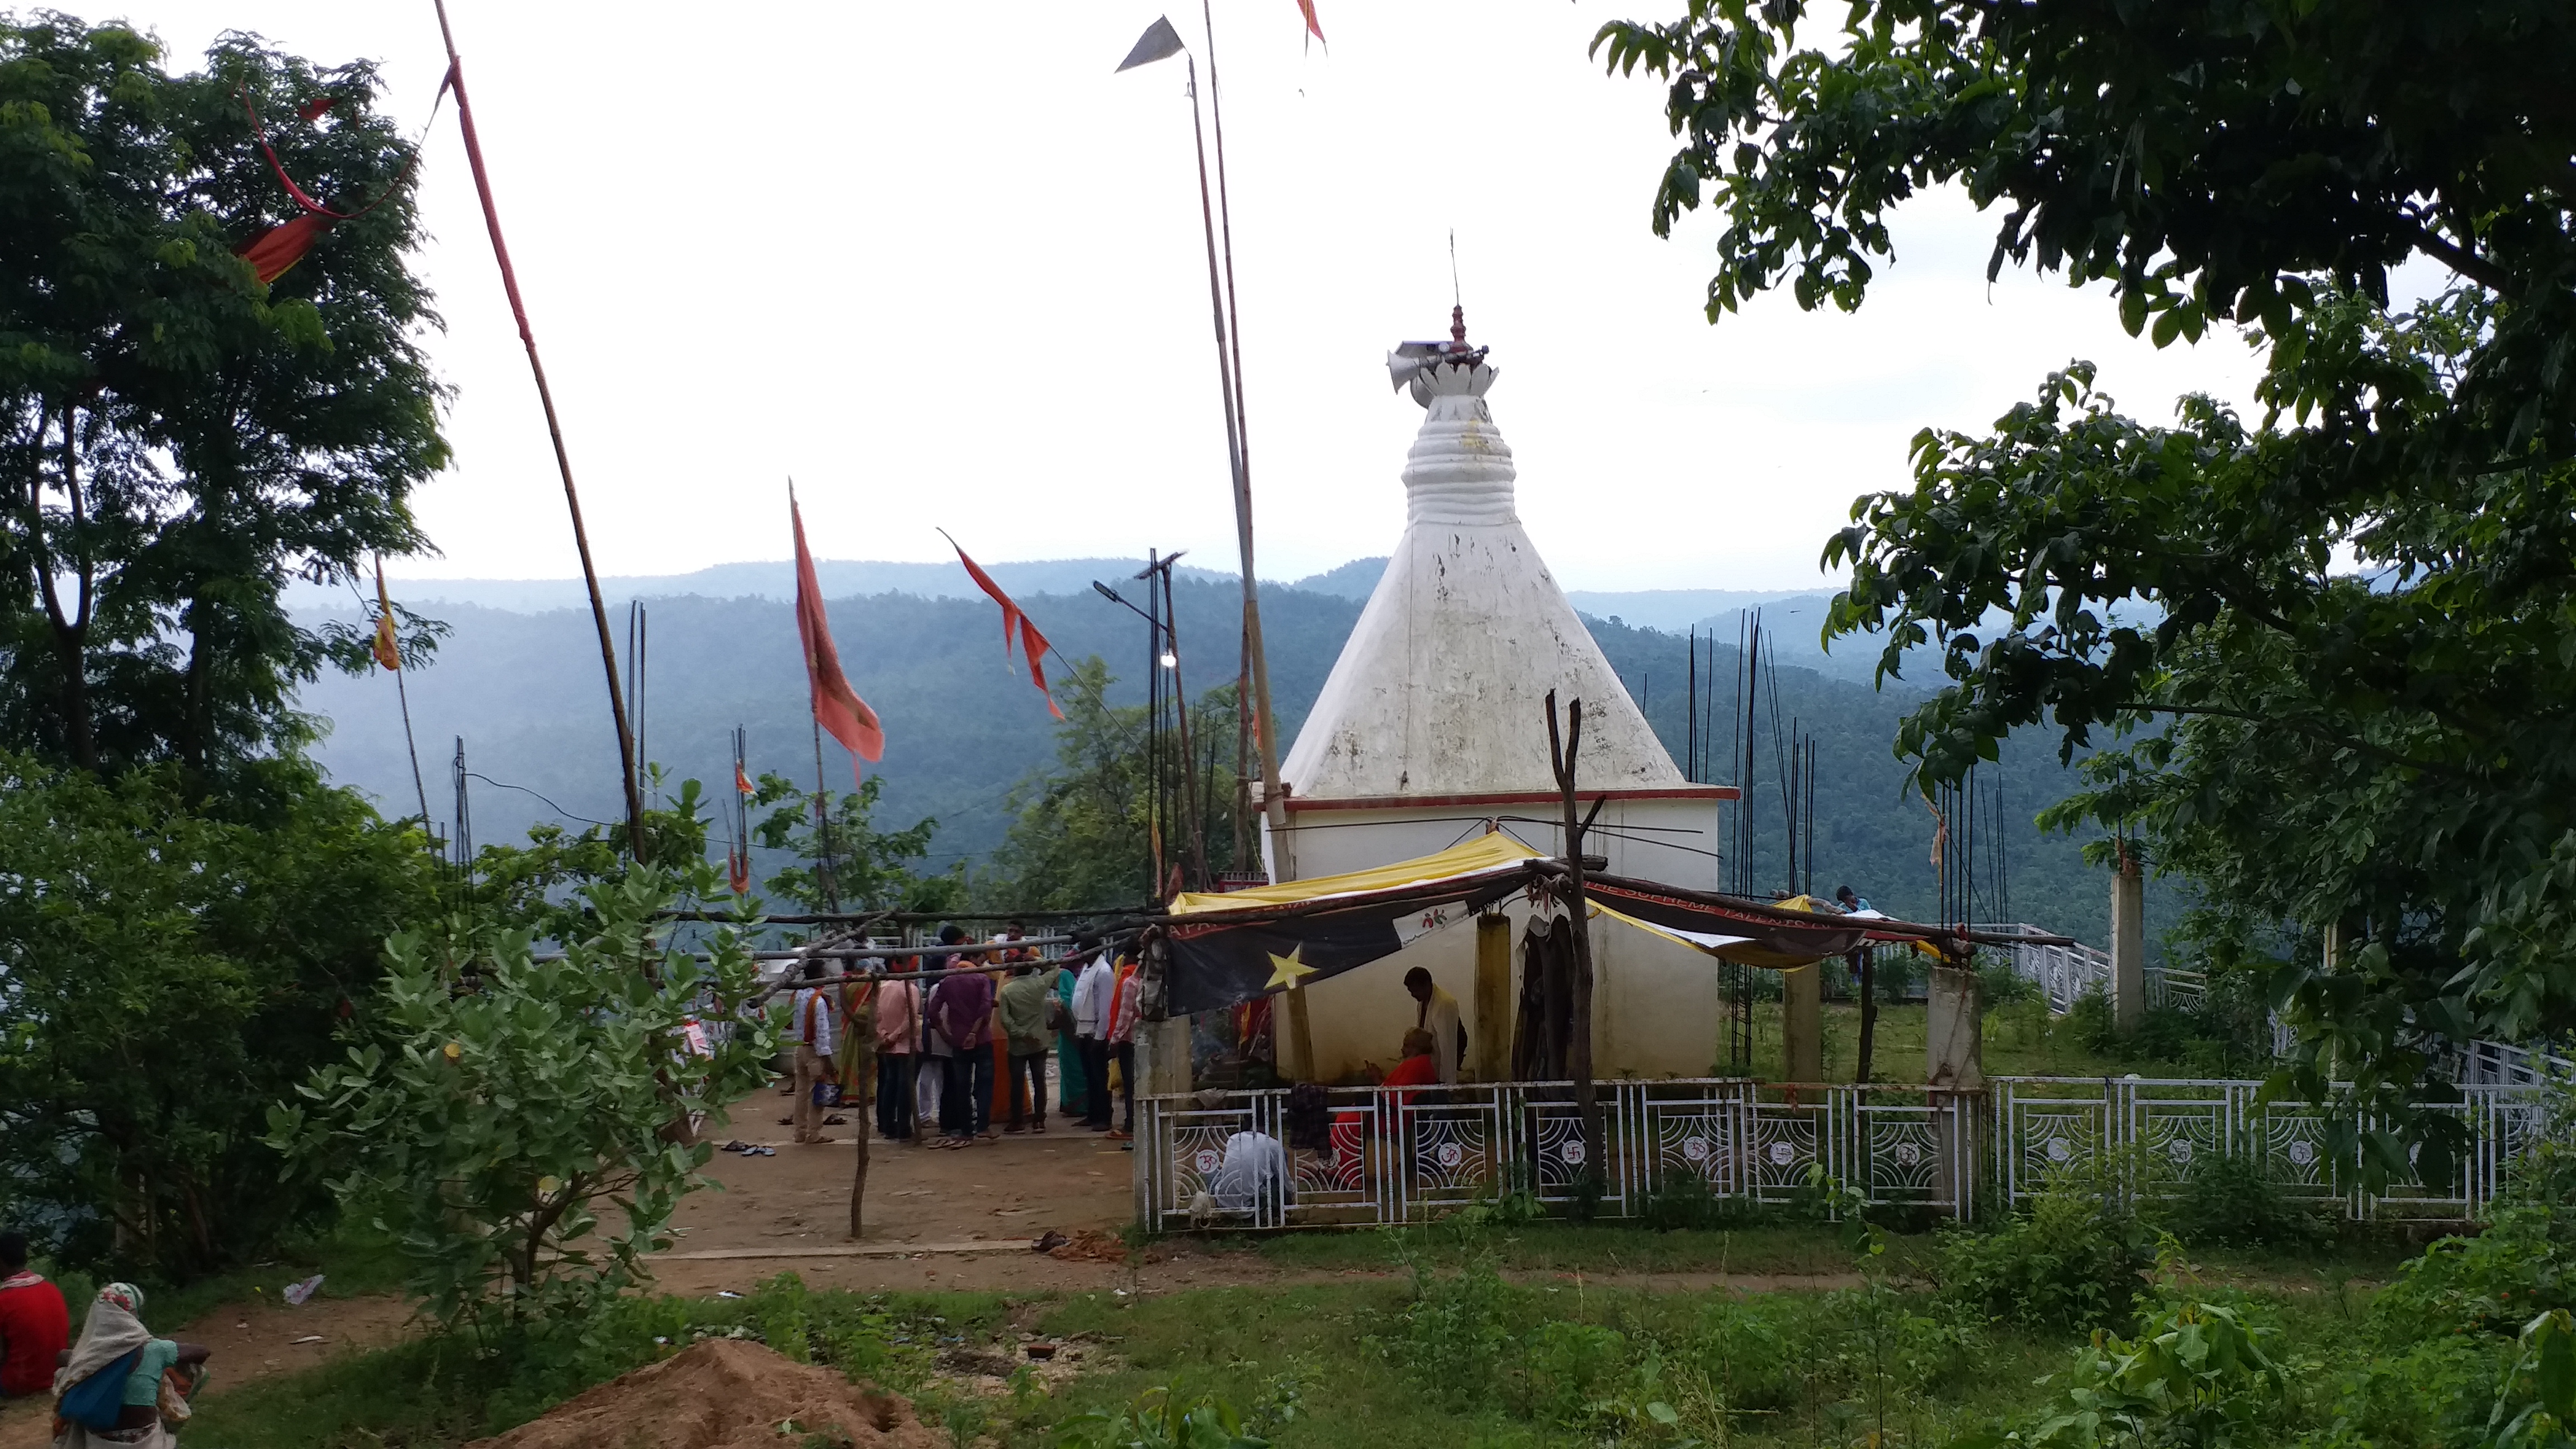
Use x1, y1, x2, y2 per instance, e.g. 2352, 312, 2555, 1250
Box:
1072, 950, 1117, 1130
1210, 1130, 1293, 1218
1403, 967, 1465, 1085
790, 959, 838, 1144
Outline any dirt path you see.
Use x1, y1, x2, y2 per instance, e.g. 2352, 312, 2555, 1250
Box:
0, 1287, 413, 1448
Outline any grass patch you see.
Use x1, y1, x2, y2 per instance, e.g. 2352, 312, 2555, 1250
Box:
1212, 1217, 1905, 1277
158, 1257, 2470, 1448
183, 1278, 1010, 1449
1713, 998, 2215, 1083
37, 1224, 411, 1340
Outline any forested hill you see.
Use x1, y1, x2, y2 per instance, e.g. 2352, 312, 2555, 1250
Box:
294, 571, 2152, 951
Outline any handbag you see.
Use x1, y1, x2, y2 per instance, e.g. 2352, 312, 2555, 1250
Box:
158, 1364, 197, 1425
56, 1348, 140, 1431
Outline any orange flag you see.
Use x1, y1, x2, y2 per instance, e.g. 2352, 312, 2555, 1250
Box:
792, 493, 884, 779
943, 530, 1022, 654
236, 212, 332, 285
370, 558, 402, 671
944, 531, 1062, 719
1019, 614, 1065, 720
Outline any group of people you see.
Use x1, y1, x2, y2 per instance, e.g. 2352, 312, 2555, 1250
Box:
781, 927, 1146, 1150
1, 1232, 209, 1446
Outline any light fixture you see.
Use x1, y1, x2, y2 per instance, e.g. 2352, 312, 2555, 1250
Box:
1160, 649, 1179, 668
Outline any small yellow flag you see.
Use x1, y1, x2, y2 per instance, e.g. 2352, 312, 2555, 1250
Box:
371, 558, 401, 671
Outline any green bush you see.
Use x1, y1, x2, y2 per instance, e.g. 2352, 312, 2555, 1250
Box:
2161, 1149, 2337, 1253
1938, 1172, 2154, 1333
1978, 958, 2043, 1009
2065, 988, 2120, 1053
1510, 1319, 1631, 1426
2374, 1076, 2576, 1344
1955, 1259, 2288, 1448
1685, 1295, 1800, 1414
1640, 1171, 1770, 1232
1376, 1242, 1511, 1408
267, 864, 774, 1334
1055, 1382, 1271, 1448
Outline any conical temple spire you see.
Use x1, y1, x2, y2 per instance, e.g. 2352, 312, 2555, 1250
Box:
1281, 325, 1685, 802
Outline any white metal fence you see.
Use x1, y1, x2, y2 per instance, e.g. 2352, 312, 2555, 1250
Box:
1972, 922, 2203, 1011
1137, 1075, 2543, 1233
1993, 1076, 2541, 1219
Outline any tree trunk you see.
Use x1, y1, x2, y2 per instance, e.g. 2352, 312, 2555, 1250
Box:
26, 402, 98, 769
848, 1077, 873, 1239
1546, 692, 1606, 1183
182, 596, 214, 779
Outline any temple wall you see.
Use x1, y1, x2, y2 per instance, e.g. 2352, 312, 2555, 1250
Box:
1272, 801, 1730, 1082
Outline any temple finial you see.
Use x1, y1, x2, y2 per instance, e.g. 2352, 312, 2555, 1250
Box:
1450, 304, 1467, 347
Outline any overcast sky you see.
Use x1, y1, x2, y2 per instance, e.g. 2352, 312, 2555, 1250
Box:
117, 0, 2279, 592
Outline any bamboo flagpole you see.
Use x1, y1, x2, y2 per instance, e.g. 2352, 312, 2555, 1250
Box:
429, 0, 645, 858
1194, 0, 1294, 878
1115, 11, 1315, 1072
1114, 15, 1292, 876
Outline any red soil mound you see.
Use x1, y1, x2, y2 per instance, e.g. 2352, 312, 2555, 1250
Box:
466, 1338, 945, 1449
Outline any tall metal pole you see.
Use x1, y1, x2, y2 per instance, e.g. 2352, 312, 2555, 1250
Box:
1153, 555, 1212, 889
431, 0, 643, 858
1145, 549, 1167, 896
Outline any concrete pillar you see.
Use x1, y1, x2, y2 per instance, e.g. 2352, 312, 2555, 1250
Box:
1472, 913, 1513, 1082
1143, 1016, 1191, 1096
1782, 964, 1822, 1082
2111, 861, 2147, 1032
1925, 964, 1984, 1090
1926, 962, 1985, 1216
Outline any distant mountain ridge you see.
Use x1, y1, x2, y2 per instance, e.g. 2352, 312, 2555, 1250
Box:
288, 559, 2154, 953
287, 557, 1239, 615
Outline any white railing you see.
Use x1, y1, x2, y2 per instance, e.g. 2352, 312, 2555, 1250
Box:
1972, 926, 2565, 1088
1969, 922, 2204, 1013
1136, 1074, 2543, 1232
2447, 1039, 2576, 1087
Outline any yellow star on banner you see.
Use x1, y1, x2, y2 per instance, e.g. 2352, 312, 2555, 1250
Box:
1264, 944, 1317, 992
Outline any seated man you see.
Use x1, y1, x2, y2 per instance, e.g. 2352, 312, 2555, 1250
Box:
1378, 1027, 1441, 1098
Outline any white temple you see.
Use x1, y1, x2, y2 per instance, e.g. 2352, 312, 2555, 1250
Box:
1265, 315, 1738, 1081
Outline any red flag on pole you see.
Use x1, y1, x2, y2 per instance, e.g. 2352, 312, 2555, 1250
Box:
942, 530, 1021, 653
237, 212, 332, 285
943, 531, 1063, 719
1019, 614, 1065, 720
792, 493, 883, 779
